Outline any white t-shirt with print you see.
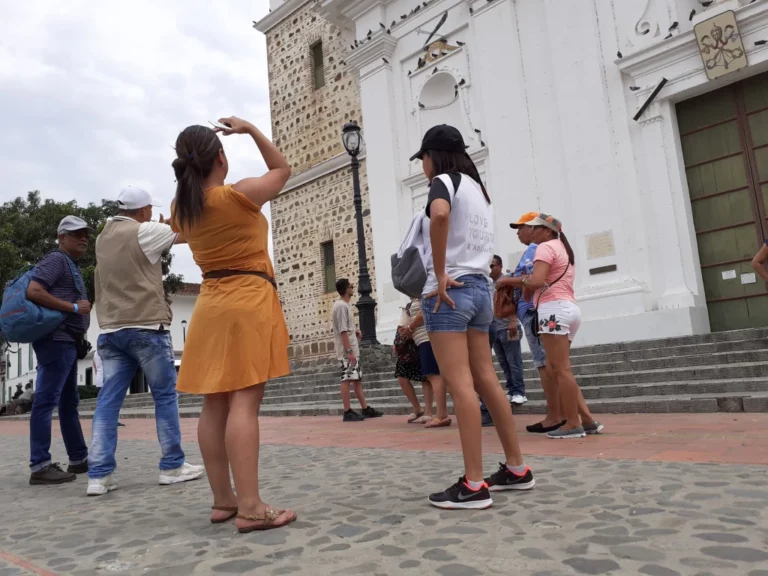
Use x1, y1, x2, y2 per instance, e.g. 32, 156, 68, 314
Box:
422, 173, 495, 294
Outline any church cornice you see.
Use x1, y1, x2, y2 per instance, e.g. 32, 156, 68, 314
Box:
253, 0, 311, 34
346, 33, 398, 71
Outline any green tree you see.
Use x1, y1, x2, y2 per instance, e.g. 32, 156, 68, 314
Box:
0, 191, 184, 351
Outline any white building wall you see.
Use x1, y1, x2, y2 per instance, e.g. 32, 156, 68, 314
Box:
316, 0, 768, 347
1, 295, 197, 404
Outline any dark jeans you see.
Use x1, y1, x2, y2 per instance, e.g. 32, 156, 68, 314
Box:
29, 339, 88, 472
481, 323, 526, 416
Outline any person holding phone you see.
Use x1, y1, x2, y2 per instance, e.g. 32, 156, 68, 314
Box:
170, 117, 295, 532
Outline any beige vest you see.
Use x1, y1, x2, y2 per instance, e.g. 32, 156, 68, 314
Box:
95, 219, 173, 330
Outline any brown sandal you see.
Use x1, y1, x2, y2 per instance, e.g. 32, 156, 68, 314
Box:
210, 505, 238, 524
424, 416, 452, 428
236, 507, 297, 533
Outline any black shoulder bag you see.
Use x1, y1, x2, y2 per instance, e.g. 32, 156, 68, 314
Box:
530, 264, 570, 338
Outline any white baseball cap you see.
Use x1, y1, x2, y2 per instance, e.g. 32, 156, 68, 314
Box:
117, 186, 162, 210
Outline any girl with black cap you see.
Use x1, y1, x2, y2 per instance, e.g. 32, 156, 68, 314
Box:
411, 124, 535, 510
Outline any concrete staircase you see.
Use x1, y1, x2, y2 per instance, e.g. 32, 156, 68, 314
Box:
62, 326, 768, 419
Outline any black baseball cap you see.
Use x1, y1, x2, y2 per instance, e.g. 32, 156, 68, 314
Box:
410, 124, 469, 161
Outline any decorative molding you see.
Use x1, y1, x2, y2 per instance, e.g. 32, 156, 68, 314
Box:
619, 0, 768, 79
346, 33, 398, 71
280, 151, 367, 195
253, 0, 310, 33
628, 0, 662, 49
316, 0, 394, 31
467, 0, 502, 20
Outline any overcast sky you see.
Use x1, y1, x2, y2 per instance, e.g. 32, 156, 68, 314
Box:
0, 0, 273, 283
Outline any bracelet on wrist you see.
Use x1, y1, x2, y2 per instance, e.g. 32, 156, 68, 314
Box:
73, 303, 79, 313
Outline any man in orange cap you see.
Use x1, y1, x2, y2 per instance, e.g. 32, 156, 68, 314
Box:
510, 212, 564, 433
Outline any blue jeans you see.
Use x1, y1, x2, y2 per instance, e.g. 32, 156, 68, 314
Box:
88, 330, 184, 479
422, 274, 493, 333
29, 340, 88, 472
481, 323, 526, 416
490, 323, 525, 397
521, 309, 547, 369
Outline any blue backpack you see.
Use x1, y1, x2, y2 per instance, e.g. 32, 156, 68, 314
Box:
0, 252, 82, 344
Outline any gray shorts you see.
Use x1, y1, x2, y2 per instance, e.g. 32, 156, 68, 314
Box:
522, 310, 547, 369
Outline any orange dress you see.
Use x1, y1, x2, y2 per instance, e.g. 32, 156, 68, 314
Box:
173, 185, 290, 394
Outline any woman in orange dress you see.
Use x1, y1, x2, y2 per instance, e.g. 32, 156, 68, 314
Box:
171, 117, 295, 532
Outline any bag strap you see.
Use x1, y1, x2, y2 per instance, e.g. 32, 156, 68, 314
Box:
433, 173, 462, 203
534, 263, 570, 309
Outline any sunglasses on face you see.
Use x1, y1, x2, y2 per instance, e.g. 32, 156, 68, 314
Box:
66, 230, 90, 240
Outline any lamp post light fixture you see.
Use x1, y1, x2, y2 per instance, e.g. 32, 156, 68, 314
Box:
181, 320, 188, 344
342, 121, 378, 346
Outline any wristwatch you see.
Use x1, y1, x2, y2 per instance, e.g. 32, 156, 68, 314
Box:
345, 348, 353, 354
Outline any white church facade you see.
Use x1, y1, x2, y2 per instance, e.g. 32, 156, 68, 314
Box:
260, 0, 768, 346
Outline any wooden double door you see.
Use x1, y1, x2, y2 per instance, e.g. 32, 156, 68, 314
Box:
677, 73, 768, 331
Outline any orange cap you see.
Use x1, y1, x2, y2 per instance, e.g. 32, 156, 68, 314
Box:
509, 211, 539, 229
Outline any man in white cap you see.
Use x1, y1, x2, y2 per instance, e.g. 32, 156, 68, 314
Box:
26, 215, 92, 485
87, 186, 203, 496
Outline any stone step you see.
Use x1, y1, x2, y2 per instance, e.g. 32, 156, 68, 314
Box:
79, 377, 768, 413
265, 332, 768, 385
77, 355, 768, 412
262, 338, 768, 388
42, 390, 768, 422
104, 349, 767, 405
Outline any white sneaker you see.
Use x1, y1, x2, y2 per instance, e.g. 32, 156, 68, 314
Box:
509, 394, 528, 405
159, 462, 205, 485
87, 475, 118, 496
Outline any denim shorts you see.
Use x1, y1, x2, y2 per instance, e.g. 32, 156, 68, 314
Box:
422, 274, 493, 333
521, 309, 547, 369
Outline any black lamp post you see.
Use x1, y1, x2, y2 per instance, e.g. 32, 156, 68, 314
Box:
342, 121, 378, 346
181, 320, 187, 344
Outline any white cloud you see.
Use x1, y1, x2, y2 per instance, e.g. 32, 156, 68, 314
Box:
0, 0, 275, 282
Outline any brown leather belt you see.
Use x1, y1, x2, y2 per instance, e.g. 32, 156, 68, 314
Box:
203, 269, 277, 289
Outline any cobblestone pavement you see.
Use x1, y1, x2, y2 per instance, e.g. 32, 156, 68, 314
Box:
0, 434, 767, 576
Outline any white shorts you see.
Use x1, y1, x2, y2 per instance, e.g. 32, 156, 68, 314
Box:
536, 300, 582, 342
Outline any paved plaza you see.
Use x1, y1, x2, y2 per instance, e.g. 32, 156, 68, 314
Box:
0, 415, 767, 576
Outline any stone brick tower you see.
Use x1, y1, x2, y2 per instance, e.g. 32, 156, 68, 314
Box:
255, 1, 375, 360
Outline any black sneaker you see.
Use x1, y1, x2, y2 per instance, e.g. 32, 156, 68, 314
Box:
484, 463, 536, 492
362, 406, 383, 418
67, 461, 88, 474
29, 463, 76, 485
481, 412, 494, 427
428, 476, 493, 510
343, 409, 365, 422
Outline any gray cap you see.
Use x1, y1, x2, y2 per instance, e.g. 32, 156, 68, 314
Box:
57, 215, 93, 235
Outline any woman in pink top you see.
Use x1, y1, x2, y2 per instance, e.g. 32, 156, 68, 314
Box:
498, 214, 603, 439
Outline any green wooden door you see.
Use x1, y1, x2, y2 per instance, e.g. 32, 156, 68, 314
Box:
677, 74, 768, 331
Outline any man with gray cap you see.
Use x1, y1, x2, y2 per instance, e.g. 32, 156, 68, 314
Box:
26, 215, 92, 485
87, 186, 203, 496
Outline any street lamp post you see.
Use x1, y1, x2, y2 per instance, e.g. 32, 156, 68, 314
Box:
342, 121, 378, 345
181, 320, 187, 344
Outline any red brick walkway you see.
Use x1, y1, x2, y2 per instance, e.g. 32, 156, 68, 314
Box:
2, 413, 767, 465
